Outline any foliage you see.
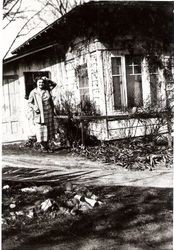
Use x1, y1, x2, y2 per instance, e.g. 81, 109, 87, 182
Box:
39, 0, 84, 17
54, 95, 100, 146
72, 137, 172, 171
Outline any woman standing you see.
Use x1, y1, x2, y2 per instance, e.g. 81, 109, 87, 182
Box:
28, 77, 55, 152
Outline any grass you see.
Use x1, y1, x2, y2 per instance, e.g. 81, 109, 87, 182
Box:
2, 181, 173, 250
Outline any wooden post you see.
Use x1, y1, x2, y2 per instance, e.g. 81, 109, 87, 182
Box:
81, 120, 84, 146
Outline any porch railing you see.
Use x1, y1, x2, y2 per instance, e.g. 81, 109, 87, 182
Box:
55, 111, 169, 145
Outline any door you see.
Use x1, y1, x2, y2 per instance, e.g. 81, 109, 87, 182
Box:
24, 71, 50, 99
2, 75, 21, 142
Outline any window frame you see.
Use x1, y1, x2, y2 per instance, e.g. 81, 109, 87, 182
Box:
24, 71, 50, 99
111, 56, 128, 110
76, 63, 90, 102
125, 55, 143, 108
111, 55, 159, 111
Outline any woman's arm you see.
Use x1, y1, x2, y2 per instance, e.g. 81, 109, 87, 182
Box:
28, 91, 34, 109
42, 77, 57, 91
28, 90, 40, 113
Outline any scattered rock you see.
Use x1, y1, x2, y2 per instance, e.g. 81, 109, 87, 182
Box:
2, 218, 7, 225
3, 181, 103, 229
21, 187, 38, 193
86, 190, 93, 198
3, 185, 10, 190
91, 194, 98, 201
15, 211, 24, 216
66, 200, 75, 209
10, 212, 16, 220
26, 210, 34, 219
49, 211, 57, 219
74, 194, 85, 202
10, 204, 16, 209
71, 197, 80, 206
79, 202, 93, 212
41, 199, 53, 212
65, 182, 73, 192
59, 207, 70, 215
21, 185, 52, 194
37, 185, 53, 194
70, 209, 77, 216
84, 197, 98, 207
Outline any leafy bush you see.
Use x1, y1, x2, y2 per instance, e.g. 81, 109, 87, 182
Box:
54, 96, 100, 146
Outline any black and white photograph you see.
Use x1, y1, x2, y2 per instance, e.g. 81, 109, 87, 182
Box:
2, 0, 173, 249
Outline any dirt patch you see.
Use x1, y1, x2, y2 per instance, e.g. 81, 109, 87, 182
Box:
2, 180, 173, 250
2, 139, 173, 249
3, 137, 173, 172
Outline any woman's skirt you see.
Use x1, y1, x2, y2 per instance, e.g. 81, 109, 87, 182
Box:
35, 110, 55, 142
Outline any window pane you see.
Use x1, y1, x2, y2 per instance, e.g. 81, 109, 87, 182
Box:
77, 64, 89, 102
111, 57, 122, 109
149, 64, 158, 74
150, 74, 158, 106
126, 56, 143, 108
126, 56, 132, 65
134, 65, 141, 74
79, 74, 88, 88
134, 56, 141, 65
126, 56, 141, 75
111, 57, 121, 75
127, 75, 143, 107
80, 88, 89, 101
113, 76, 121, 109
126, 65, 132, 75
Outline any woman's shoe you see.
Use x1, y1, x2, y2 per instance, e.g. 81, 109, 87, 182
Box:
38, 148, 48, 153
46, 148, 54, 153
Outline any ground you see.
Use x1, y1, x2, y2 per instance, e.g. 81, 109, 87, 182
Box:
2, 143, 173, 250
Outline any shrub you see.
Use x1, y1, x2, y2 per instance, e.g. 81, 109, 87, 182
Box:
54, 96, 100, 146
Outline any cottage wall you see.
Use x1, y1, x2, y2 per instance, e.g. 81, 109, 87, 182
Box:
3, 55, 60, 141
3, 37, 168, 142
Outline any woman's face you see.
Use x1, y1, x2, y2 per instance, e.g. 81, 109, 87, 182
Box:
37, 79, 44, 89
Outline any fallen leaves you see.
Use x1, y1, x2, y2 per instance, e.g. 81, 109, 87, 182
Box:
2, 182, 103, 232
72, 137, 172, 171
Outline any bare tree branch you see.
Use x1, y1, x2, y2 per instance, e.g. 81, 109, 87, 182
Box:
3, 0, 14, 8
3, 0, 21, 19
3, 0, 24, 29
3, 0, 84, 58
3, 2, 49, 58
40, 0, 84, 19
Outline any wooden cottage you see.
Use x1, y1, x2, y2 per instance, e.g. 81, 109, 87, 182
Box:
3, 1, 174, 142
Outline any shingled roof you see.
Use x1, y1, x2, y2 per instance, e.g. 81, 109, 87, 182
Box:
7, 1, 174, 58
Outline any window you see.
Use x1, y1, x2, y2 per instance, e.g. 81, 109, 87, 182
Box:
112, 55, 145, 109
149, 64, 158, 106
24, 71, 50, 99
111, 57, 122, 109
77, 64, 89, 102
126, 56, 143, 108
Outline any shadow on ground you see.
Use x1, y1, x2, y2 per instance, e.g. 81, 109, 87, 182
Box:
2, 183, 173, 250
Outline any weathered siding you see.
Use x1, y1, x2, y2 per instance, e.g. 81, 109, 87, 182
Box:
3, 37, 169, 142
53, 38, 107, 113
3, 54, 61, 141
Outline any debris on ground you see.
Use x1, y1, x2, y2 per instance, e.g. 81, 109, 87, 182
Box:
71, 137, 173, 171
21, 185, 53, 194
26, 209, 34, 219
4, 133, 172, 172
9, 204, 16, 209
41, 199, 54, 212
3, 185, 10, 190
2, 181, 103, 232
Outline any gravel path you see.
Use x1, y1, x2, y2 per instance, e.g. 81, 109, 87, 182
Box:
2, 153, 173, 188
